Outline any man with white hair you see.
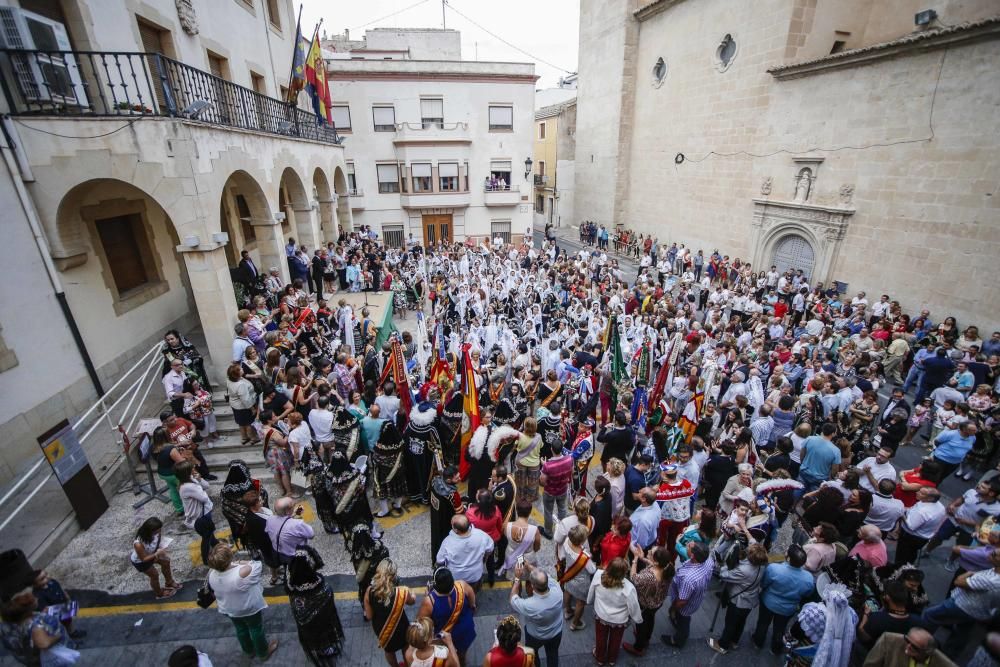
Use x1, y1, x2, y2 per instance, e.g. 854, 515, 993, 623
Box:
264, 497, 314, 564
848, 524, 888, 567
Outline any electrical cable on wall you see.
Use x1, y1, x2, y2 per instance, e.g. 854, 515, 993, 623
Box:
12, 117, 140, 140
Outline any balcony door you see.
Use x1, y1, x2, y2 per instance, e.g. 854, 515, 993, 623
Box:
421, 214, 452, 248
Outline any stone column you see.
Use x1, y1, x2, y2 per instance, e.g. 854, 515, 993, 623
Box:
177, 244, 239, 384
334, 193, 352, 236
293, 205, 321, 250
249, 216, 288, 284
317, 198, 336, 244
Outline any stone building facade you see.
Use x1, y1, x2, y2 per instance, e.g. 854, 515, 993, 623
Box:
0, 0, 348, 559
575, 0, 1000, 330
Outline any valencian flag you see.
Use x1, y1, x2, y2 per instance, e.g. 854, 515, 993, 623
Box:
379, 334, 414, 429
678, 364, 715, 443
287, 13, 309, 103
459, 343, 480, 479
304, 27, 332, 123
429, 322, 451, 386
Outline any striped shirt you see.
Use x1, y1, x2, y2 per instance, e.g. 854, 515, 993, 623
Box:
541, 455, 573, 496
953, 568, 1000, 620
668, 559, 714, 617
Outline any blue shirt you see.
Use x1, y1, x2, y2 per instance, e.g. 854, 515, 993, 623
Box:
629, 503, 660, 549
760, 562, 814, 616
510, 582, 564, 640
798, 435, 840, 484
360, 416, 385, 452
624, 466, 646, 510
933, 429, 976, 464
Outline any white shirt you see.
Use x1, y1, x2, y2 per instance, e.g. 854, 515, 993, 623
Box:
587, 573, 643, 625
857, 457, 897, 493
902, 501, 947, 539
288, 424, 312, 461
208, 561, 267, 618
867, 493, 905, 532
179, 479, 213, 530
435, 528, 494, 584
163, 369, 185, 401
309, 408, 334, 443
375, 395, 401, 424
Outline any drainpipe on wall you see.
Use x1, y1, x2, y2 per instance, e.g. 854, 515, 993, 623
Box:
0, 117, 105, 396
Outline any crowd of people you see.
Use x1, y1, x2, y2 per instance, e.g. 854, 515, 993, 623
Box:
3, 225, 1000, 667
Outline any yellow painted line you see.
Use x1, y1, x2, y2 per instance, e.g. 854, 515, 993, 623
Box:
78, 581, 513, 618
187, 528, 232, 564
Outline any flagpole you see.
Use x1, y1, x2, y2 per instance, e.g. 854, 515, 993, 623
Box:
285, 4, 304, 104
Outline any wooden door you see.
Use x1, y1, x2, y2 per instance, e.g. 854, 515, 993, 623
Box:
422, 214, 452, 248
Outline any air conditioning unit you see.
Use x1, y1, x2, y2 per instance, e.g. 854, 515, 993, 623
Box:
0, 6, 88, 107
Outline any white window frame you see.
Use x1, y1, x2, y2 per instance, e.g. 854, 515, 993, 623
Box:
488, 105, 513, 131
420, 97, 444, 128
411, 163, 433, 192
376, 163, 400, 193
439, 162, 459, 191
331, 105, 351, 132
373, 105, 396, 131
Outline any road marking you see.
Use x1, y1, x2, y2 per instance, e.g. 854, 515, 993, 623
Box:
78, 581, 514, 618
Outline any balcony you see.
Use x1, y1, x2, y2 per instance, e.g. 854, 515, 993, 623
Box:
399, 190, 471, 209
534, 174, 549, 186
348, 188, 365, 210
484, 184, 522, 207
0, 49, 342, 145
392, 121, 471, 145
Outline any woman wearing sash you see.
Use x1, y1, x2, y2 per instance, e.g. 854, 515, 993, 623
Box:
483, 616, 536, 667
561, 524, 597, 632
405, 617, 459, 667
285, 545, 344, 665
261, 410, 294, 498
512, 418, 543, 504
500, 501, 541, 581
365, 559, 415, 667
418, 568, 476, 667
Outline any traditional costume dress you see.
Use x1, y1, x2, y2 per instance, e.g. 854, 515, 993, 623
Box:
428, 584, 476, 657
301, 446, 338, 534
331, 407, 362, 460
370, 420, 407, 505
219, 460, 275, 563
466, 422, 496, 502
285, 545, 345, 666
570, 426, 595, 498
403, 402, 440, 504
369, 582, 411, 656
537, 411, 565, 457
429, 473, 464, 567
346, 523, 390, 603
438, 391, 464, 468
325, 450, 374, 540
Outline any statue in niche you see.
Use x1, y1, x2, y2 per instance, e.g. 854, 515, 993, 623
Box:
176, 0, 199, 35
839, 184, 854, 205
760, 176, 773, 196
794, 167, 812, 203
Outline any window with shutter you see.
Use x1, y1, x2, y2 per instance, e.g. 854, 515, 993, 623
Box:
439, 163, 458, 191
376, 164, 399, 193
411, 163, 432, 192
420, 98, 443, 128
332, 105, 351, 131
373, 106, 395, 131
95, 214, 151, 294
488, 105, 513, 130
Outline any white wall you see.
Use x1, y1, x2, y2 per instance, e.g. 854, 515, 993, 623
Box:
556, 159, 575, 227
365, 28, 462, 60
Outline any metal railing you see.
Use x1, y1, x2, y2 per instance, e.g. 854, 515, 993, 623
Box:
0, 49, 341, 145
534, 174, 548, 185
484, 184, 519, 192
0, 341, 166, 536
396, 121, 468, 131
348, 187, 364, 196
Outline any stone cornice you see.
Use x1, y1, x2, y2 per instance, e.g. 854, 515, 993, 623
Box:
633, 0, 689, 22
769, 16, 1000, 80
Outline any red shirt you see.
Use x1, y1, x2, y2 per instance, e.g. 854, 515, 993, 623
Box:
600, 531, 632, 567
894, 470, 936, 507
466, 506, 502, 541
774, 301, 788, 319
165, 418, 196, 445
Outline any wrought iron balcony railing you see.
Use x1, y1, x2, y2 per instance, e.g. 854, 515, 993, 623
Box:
0, 49, 341, 145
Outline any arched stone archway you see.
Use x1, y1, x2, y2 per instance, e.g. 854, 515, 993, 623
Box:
53, 179, 197, 366
750, 198, 853, 287
332, 166, 352, 238
220, 170, 286, 285
279, 167, 319, 251
312, 168, 334, 245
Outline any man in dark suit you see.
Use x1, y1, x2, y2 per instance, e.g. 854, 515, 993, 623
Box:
311, 249, 326, 300
238, 249, 258, 281
879, 386, 911, 426
916, 348, 955, 403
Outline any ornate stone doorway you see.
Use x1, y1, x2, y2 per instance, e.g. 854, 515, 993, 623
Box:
771, 233, 815, 280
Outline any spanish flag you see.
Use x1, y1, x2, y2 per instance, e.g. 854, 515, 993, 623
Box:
459, 343, 480, 479
304, 28, 332, 124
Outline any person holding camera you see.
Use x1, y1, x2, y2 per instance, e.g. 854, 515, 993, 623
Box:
264, 497, 314, 566
709, 542, 769, 654
206, 543, 278, 661
404, 617, 459, 667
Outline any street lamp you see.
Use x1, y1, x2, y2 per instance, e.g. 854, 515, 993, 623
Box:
524, 157, 533, 180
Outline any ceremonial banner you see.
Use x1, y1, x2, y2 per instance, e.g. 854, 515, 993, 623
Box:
459, 343, 480, 479
304, 28, 332, 123
607, 314, 626, 407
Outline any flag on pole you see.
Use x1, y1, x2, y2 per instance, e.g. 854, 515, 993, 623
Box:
303, 27, 332, 123
414, 311, 430, 384
459, 343, 480, 479
287, 14, 309, 103
379, 334, 413, 428
429, 322, 451, 386
678, 384, 703, 443
630, 341, 652, 432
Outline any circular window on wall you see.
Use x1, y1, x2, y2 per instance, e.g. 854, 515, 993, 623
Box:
715, 33, 738, 72
652, 57, 667, 87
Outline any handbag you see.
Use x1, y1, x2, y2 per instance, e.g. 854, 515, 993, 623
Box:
196, 572, 216, 609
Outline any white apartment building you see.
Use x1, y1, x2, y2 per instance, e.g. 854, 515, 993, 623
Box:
323, 29, 537, 247
0, 0, 349, 561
